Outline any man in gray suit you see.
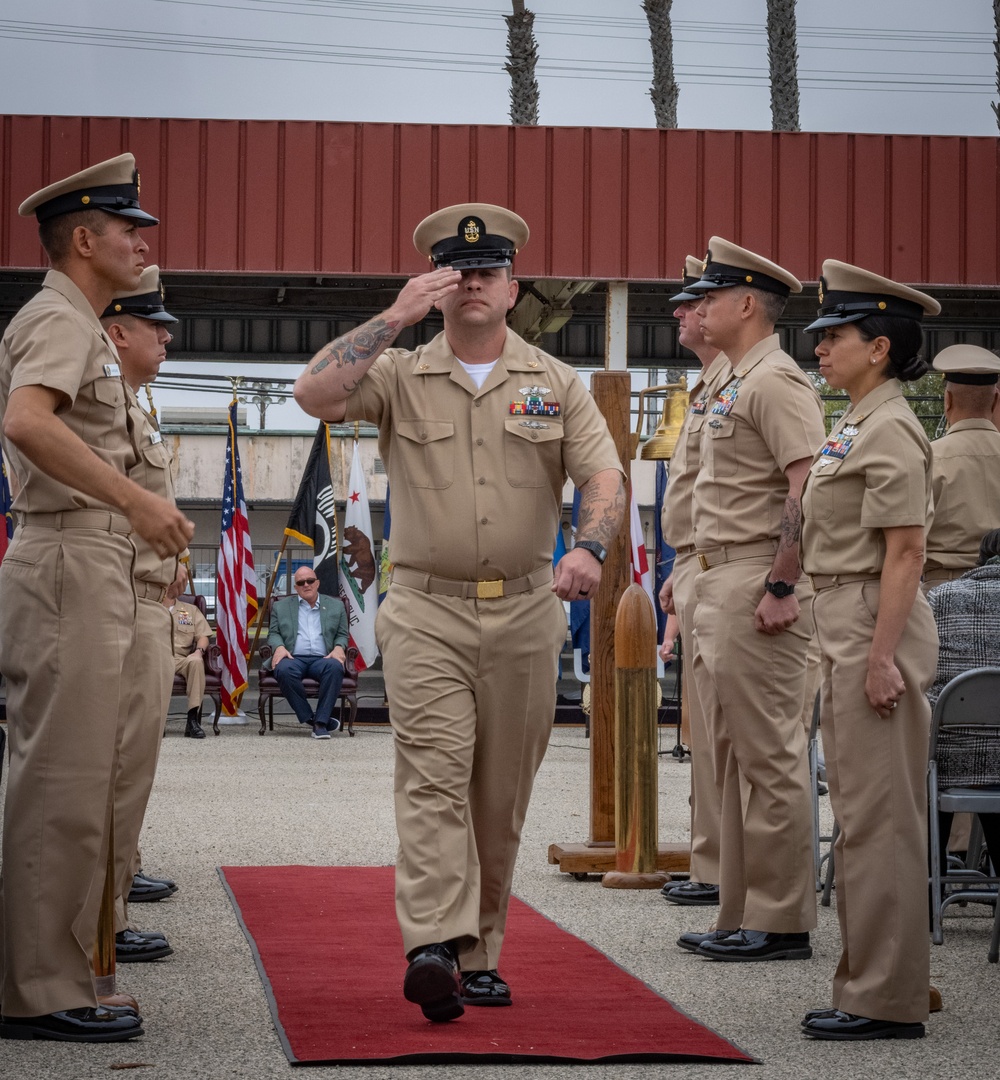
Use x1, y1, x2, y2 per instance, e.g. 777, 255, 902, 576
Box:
267, 567, 350, 738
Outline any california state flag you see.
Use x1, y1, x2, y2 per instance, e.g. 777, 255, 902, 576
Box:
629, 486, 656, 612
338, 441, 379, 670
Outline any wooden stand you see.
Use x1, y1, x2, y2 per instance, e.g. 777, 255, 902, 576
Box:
548, 367, 690, 879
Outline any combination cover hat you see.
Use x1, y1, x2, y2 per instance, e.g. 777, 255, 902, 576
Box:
932, 344, 1000, 386
102, 265, 178, 323
687, 236, 802, 297
670, 255, 707, 302
18, 153, 158, 226
805, 259, 940, 332
414, 203, 529, 270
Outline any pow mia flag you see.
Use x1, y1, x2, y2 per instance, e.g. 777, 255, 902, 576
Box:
285, 423, 340, 598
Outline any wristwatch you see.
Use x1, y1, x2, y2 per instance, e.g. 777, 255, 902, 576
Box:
576, 540, 608, 565
763, 577, 796, 599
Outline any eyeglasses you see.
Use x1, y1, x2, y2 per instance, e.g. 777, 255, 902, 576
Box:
295, 577, 318, 586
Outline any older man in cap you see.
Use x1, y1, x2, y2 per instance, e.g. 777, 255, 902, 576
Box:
923, 344, 1000, 592
0, 155, 193, 1043
675, 238, 824, 962
100, 266, 188, 964
295, 203, 624, 1021
658, 256, 729, 910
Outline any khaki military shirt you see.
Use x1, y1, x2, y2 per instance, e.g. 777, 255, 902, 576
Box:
692, 334, 825, 550
170, 601, 211, 660
344, 328, 623, 581
126, 388, 181, 586
925, 418, 1000, 569
802, 379, 932, 576
661, 353, 731, 550
0, 270, 137, 513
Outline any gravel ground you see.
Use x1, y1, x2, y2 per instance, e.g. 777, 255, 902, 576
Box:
1, 698, 997, 1080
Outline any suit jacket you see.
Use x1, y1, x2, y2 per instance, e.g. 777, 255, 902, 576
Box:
265, 593, 349, 668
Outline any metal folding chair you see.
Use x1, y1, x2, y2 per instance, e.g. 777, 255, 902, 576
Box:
927, 667, 1000, 960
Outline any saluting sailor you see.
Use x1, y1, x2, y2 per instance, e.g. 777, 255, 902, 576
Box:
294, 204, 625, 1022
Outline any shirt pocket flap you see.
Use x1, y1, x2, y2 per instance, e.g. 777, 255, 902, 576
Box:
504, 418, 564, 443
92, 376, 125, 408
396, 419, 454, 445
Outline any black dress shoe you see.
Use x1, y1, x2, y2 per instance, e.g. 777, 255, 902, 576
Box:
403, 943, 464, 1022
697, 929, 812, 961
124, 927, 168, 944
801, 1007, 838, 1027
460, 969, 512, 1006
0, 1006, 143, 1042
676, 929, 736, 954
803, 1010, 925, 1041
115, 928, 173, 962
128, 871, 178, 903
662, 881, 720, 906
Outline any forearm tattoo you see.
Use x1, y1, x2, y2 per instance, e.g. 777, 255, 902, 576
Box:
310, 317, 401, 375
778, 496, 802, 553
577, 478, 626, 548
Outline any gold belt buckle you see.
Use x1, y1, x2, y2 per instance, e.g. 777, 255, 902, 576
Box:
477, 579, 504, 599
697, 552, 709, 572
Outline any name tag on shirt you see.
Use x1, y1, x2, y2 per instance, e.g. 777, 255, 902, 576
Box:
150, 431, 163, 445
103, 363, 121, 377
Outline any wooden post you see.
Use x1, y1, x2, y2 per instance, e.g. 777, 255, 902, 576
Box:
93, 816, 139, 1012
603, 585, 670, 889
587, 370, 632, 844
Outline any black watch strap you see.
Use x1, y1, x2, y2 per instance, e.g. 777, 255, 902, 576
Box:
576, 540, 608, 565
764, 577, 796, 599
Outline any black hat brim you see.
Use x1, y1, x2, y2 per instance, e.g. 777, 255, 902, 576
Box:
670, 288, 703, 302
804, 312, 870, 332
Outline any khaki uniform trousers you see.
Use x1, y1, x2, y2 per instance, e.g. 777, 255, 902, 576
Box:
113, 598, 174, 932
376, 581, 566, 970
692, 556, 817, 934
814, 580, 937, 1024
921, 567, 965, 594
0, 523, 136, 1016
672, 551, 721, 885
174, 653, 207, 712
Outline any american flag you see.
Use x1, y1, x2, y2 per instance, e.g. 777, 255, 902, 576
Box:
216, 399, 258, 715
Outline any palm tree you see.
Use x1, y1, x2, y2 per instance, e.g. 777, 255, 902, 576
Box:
991, 0, 1000, 130
766, 0, 800, 132
643, 0, 679, 128
505, 1, 540, 125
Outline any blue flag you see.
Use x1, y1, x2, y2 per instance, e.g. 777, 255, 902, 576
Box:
653, 460, 675, 644
569, 489, 590, 675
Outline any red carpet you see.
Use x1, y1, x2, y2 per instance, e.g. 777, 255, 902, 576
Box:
220, 865, 754, 1066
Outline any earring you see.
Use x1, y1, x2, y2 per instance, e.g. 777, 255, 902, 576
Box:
870, 356, 878, 365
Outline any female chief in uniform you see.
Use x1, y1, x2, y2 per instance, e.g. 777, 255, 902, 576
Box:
799, 261, 940, 1041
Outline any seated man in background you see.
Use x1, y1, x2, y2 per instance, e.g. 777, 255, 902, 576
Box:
927, 527, 1000, 873
167, 594, 212, 740
266, 567, 349, 739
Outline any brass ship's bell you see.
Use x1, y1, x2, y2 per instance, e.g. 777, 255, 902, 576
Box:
633, 377, 689, 460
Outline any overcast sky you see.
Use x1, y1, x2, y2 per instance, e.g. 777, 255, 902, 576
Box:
3, 1, 997, 430
1, 0, 997, 135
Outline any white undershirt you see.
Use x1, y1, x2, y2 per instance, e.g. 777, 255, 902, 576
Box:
456, 357, 499, 390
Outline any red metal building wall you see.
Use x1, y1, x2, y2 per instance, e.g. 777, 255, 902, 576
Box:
2, 115, 997, 286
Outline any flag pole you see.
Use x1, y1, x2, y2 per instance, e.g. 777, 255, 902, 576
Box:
247, 541, 287, 667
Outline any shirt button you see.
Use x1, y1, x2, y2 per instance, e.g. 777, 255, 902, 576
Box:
476, 438, 484, 446
478, 477, 486, 485
420, 432, 427, 441
474, 400, 482, 408
482, 558, 490, 565
481, 517, 488, 525
531, 433, 538, 440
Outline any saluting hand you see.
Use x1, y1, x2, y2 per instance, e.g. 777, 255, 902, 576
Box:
386, 268, 462, 327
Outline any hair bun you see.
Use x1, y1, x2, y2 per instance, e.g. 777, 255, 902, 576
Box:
894, 355, 929, 381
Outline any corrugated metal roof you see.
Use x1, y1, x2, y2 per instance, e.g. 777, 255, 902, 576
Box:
2, 115, 997, 285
